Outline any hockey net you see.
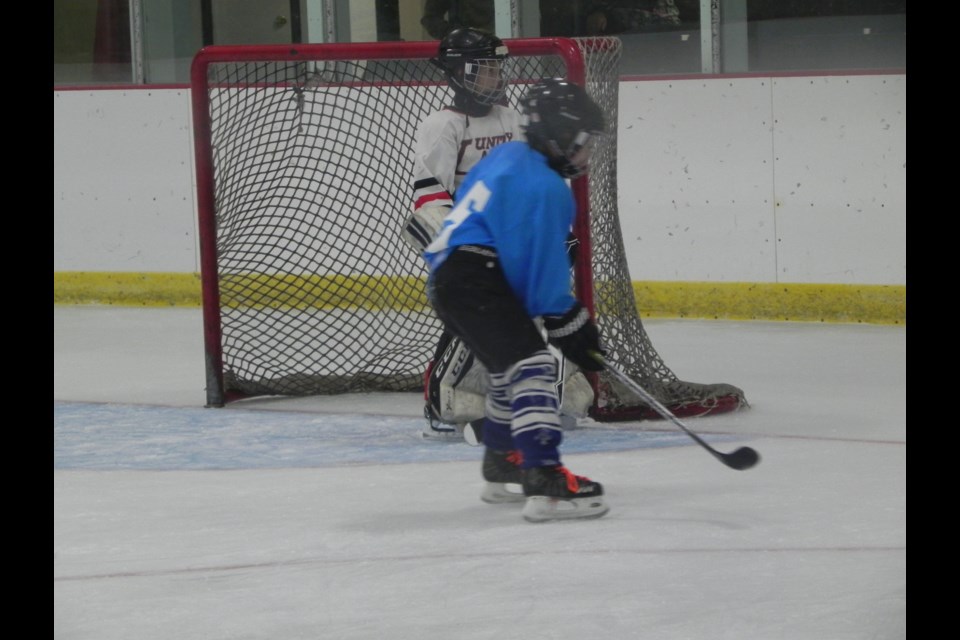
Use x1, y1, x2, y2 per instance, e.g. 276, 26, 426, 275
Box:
191, 37, 746, 420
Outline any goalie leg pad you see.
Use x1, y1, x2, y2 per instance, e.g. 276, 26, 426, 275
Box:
558, 370, 594, 420
547, 339, 594, 425
426, 334, 489, 426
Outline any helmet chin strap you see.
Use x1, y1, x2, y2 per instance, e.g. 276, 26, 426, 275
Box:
452, 86, 494, 117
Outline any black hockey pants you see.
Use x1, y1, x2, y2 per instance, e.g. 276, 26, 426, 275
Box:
427, 246, 547, 375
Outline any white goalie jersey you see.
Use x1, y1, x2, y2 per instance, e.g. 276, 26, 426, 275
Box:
403, 105, 525, 250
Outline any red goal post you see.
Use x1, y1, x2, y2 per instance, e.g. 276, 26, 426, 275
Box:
190, 37, 745, 420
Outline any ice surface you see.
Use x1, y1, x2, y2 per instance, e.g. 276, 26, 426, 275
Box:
54, 306, 906, 640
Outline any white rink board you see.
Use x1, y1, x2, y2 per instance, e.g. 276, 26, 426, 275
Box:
770, 75, 905, 284
616, 74, 905, 285
617, 78, 776, 282
54, 74, 905, 285
54, 88, 199, 272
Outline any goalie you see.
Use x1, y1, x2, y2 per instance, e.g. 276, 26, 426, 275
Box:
402, 27, 594, 441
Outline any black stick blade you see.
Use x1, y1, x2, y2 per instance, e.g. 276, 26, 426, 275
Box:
723, 446, 761, 470
592, 353, 762, 472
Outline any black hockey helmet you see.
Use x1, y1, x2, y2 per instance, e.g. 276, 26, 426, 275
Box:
433, 27, 510, 109
520, 79, 606, 179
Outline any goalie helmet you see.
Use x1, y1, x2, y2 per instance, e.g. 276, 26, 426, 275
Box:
520, 79, 606, 179
434, 27, 510, 113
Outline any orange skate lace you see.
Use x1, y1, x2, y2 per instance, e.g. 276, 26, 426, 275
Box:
506, 450, 524, 466
555, 466, 585, 493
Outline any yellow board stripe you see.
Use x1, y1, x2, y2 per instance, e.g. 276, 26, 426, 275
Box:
53, 272, 905, 325
53, 272, 203, 307
632, 282, 905, 325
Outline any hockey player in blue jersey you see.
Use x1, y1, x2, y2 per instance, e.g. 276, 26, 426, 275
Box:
423, 79, 610, 522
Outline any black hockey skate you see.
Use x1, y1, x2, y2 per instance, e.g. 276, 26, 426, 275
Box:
480, 449, 525, 504
521, 465, 609, 522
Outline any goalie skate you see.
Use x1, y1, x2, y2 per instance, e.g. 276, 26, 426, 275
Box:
420, 405, 465, 441
521, 465, 609, 523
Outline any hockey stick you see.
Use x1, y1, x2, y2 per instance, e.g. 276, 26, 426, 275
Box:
591, 353, 760, 470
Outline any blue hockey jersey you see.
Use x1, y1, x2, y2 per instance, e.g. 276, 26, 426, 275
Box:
423, 141, 577, 318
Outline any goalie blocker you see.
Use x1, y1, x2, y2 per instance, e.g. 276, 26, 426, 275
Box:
423, 331, 594, 441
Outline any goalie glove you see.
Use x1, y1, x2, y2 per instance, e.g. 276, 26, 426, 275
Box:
543, 302, 605, 373
401, 203, 451, 251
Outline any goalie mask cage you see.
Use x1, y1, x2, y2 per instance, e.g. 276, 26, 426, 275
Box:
191, 37, 745, 420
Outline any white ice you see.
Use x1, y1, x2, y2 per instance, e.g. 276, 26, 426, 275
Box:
54, 306, 906, 640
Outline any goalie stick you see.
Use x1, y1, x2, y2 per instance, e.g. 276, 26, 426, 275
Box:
591, 353, 760, 471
